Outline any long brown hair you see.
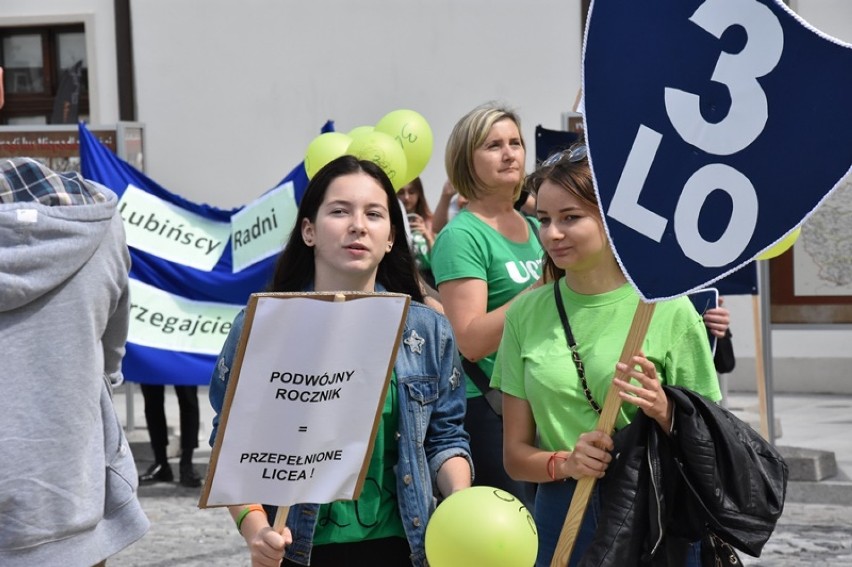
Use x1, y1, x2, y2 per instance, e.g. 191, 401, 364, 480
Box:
398, 177, 433, 220
268, 155, 424, 302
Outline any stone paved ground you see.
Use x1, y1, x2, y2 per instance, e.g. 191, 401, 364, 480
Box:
108, 486, 852, 566
740, 502, 852, 567
111, 388, 852, 565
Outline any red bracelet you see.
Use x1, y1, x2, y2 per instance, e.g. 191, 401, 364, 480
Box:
547, 452, 568, 481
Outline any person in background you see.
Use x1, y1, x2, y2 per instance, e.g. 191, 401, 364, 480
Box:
492, 144, 721, 566
0, 154, 149, 565
703, 297, 730, 340
430, 102, 543, 510
431, 179, 469, 234
138, 384, 203, 487
209, 155, 472, 567
397, 177, 437, 288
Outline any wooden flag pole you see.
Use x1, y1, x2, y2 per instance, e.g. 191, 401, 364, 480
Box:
550, 301, 656, 567
751, 295, 771, 440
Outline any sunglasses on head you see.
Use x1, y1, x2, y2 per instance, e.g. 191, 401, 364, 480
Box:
540, 144, 588, 167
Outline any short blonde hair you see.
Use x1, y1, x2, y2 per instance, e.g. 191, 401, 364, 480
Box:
444, 103, 525, 201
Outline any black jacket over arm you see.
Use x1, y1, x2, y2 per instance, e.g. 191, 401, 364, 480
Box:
578, 386, 788, 567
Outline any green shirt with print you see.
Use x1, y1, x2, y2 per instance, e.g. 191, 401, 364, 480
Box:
431, 209, 543, 397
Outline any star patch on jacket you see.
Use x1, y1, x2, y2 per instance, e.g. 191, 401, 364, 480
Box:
403, 329, 425, 354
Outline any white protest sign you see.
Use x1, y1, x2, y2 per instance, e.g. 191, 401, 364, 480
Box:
199, 292, 409, 508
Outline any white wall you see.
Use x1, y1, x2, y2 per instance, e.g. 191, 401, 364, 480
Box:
2, 0, 120, 124
129, 0, 582, 209
790, 0, 852, 43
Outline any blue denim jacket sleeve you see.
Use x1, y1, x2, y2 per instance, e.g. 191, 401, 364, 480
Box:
208, 308, 246, 448
422, 310, 473, 484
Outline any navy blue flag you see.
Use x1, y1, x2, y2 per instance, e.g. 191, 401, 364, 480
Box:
715, 261, 758, 296
79, 122, 327, 385
584, 0, 852, 301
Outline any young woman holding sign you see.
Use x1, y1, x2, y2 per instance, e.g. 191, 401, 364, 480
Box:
490, 145, 722, 567
209, 155, 472, 567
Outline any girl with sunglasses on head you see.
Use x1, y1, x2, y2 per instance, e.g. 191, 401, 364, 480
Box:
490, 145, 722, 567
209, 155, 472, 567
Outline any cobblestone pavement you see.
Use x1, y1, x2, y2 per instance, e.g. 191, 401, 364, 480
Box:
108, 486, 852, 566
109, 484, 247, 567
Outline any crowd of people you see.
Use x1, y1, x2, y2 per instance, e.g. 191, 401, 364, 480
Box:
212, 102, 736, 567
2, 77, 745, 566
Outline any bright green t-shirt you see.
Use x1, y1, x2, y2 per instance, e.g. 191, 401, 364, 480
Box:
491, 280, 722, 452
313, 372, 405, 544
431, 209, 543, 397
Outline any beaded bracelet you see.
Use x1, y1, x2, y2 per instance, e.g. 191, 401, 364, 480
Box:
236, 504, 265, 534
547, 452, 568, 482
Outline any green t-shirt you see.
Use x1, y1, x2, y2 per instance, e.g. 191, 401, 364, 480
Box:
431, 209, 543, 397
491, 280, 722, 452
313, 372, 405, 544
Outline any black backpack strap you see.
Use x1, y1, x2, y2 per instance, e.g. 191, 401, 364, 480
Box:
461, 358, 502, 416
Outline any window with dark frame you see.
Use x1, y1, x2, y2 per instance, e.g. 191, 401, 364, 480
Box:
0, 24, 89, 125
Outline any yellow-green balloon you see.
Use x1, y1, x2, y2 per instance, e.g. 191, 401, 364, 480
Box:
425, 486, 538, 567
757, 227, 801, 260
346, 130, 408, 189
347, 125, 375, 142
375, 109, 433, 186
304, 132, 352, 179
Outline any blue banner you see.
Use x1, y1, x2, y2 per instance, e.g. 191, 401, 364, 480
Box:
80, 122, 329, 385
584, 0, 852, 301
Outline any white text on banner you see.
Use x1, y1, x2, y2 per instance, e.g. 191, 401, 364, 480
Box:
128, 279, 242, 354
119, 184, 230, 271
230, 181, 298, 273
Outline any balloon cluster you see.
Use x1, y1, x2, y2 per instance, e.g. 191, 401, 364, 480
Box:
304, 109, 434, 190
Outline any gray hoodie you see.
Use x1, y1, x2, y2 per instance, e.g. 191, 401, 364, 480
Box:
0, 158, 149, 566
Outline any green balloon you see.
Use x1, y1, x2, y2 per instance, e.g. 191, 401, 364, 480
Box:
375, 109, 433, 186
347, 125, 375, 141
425, 486, 538, 567
304, 132, 352, 179
346, 130, 408, 189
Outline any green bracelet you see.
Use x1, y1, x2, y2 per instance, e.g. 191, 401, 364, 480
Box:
236, 505, 264, 534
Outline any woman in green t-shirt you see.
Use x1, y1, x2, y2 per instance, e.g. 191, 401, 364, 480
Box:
491, 145, 722, 567
431, 103, 544, 511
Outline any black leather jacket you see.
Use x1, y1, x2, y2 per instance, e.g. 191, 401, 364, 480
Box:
578, 386, 788, 567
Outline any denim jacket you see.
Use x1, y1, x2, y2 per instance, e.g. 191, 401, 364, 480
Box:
209, 299, 472, 567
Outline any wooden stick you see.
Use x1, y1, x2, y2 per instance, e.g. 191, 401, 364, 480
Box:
550, 301, 656, 567
752, 295, 770, 440
272, 505, 290, 534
